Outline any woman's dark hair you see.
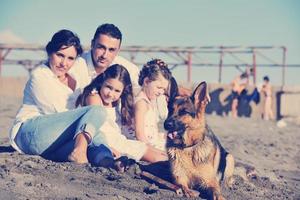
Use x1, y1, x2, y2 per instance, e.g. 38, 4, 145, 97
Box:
77, 64, 134, 126
138, 58, 172, 86
46, 29, 83, 56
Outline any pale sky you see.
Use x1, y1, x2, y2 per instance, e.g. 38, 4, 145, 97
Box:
1, 0, 300, 85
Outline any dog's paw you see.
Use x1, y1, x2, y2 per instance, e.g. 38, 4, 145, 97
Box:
224, 176, 234, 188
182, 187, 200, 197
216, 195, 226, 200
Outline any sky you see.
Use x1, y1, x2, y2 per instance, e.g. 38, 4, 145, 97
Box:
0, 0, 300, 86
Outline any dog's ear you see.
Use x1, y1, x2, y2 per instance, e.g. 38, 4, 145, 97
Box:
191, 81, 208, 110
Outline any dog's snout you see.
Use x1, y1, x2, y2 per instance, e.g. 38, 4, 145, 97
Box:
164, 117, 175, 131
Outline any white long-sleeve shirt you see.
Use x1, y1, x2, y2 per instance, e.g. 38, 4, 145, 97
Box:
9, 62, 89, 152
74, 51, 141, 94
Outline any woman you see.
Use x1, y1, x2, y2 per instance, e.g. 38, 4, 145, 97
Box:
9, 29, 107, 164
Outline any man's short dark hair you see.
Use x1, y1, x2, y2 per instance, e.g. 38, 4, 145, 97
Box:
93, 23, 122, 43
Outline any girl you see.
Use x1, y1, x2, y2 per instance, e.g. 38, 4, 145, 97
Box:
9, 29, 107, 164
134, 59, 172, 151
78, 64, 167, 163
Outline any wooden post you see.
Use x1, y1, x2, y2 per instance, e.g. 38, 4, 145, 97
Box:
252, 49, 257, 85
282, 47, 287, 87
187, 52, 192, 83
218, 47, 224, 83
0, 50, 2, 77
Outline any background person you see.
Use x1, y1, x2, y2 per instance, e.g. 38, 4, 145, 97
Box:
261, 76, 274, 120
230, 71, 249, 117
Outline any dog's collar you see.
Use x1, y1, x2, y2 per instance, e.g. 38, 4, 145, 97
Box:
183, 138, 202, 149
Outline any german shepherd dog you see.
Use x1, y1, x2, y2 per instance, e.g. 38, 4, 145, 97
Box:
164, 80, 234, 199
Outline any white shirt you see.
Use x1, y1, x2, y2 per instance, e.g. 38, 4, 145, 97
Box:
9, 63, 87, 152
98, 106, 147, 160
74, 51, 141, 94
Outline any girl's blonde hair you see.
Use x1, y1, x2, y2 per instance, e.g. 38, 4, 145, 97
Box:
138, 59, 172, 86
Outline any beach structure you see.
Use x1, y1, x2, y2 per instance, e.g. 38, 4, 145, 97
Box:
0, 44, 296, 87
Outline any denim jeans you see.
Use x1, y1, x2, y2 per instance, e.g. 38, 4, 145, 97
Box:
15, 105, 107, 158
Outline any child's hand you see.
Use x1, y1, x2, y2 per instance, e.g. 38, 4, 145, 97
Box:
111, 147, 121, 159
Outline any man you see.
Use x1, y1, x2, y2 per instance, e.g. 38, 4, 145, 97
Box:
72, 23, 140, 94
73, 23, 191, 112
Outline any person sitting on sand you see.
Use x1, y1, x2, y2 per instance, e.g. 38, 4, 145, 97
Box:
134, 59, 172, 151
9, 29, 107, 164
77, 64, 168, 163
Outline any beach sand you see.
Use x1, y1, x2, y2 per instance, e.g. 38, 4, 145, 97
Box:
0, 95, 299, 200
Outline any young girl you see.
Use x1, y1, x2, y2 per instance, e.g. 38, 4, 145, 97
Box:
134, 59, 172, 151
77, 64, 167, 163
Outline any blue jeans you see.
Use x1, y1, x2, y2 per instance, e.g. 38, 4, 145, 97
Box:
15, 105, 108, 159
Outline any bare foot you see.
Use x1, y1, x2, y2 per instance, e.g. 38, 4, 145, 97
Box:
68, 149, 88, 164
68, 133, 89, 164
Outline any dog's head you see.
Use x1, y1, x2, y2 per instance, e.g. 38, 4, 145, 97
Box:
164, 81, 209, 148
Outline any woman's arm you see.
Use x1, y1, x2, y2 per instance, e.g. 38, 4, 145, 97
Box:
134, 100, 150, 143
29, 69, 67, 113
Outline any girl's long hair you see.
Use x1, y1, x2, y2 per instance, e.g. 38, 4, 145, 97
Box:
76, 64, 134, 126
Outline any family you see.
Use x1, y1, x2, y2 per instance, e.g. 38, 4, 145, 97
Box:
9, 24, 191, 169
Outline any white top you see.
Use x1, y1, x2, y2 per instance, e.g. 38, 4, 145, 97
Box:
134, 92, 167, 151
99, 106, 147, 160
9, 63, 87, 152
74, 51, 141, 94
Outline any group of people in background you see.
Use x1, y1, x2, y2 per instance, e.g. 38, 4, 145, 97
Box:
230, 67, 274, 120
9, 24, 190, 169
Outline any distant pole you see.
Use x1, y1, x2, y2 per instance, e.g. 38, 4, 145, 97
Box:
0, 50, 2, 77
187, 52, 192, 83
218, 47, 224, 83
252, 49, 257, 85
282, 46, 287, 87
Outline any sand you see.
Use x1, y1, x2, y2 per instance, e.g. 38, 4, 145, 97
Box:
0, 95, 299, 200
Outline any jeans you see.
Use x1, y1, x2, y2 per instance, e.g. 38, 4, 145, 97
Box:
88, 144, 114, 167
15, 105, 107, 158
